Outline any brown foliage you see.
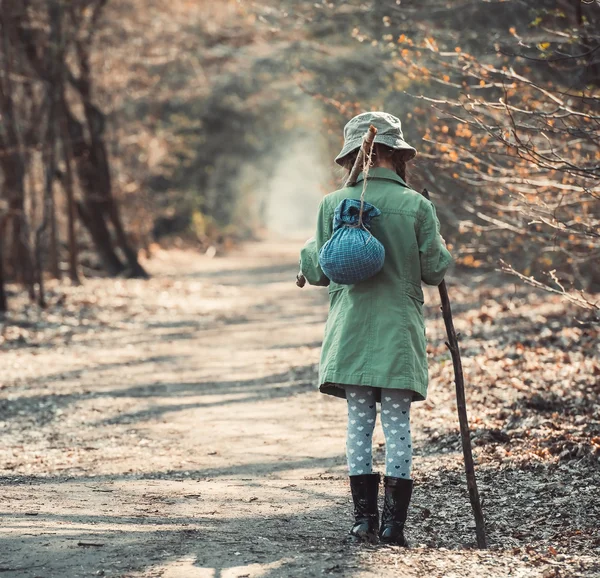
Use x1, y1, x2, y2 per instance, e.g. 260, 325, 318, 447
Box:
387, 1, 600, 308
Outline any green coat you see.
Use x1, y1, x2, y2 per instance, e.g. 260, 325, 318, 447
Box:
300, 168, 452, 402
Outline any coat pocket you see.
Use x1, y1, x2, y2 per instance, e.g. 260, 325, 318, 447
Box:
404, 281, 424, 304
403, 282, 426, 343
327, 284, 346, 317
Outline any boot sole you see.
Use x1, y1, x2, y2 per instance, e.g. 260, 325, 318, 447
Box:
379, 536, 409, 547
349, 532, 378, 545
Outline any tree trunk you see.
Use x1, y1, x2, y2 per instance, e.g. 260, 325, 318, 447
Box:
48, 0, 62, 281
3, 165, 34, 289
66, 103, 148, 278
0, 221, 7, 313
35, 0, 62, 308
0, 5, 35, 297
75, 198, 125, 275
106, 201, 149, 279
66, 17, 147, 278
60, 112, 81, 285
48, 178, 60, 279
12, 0, 145, 279
61, 105, 125, 275
81, 101, 148, 278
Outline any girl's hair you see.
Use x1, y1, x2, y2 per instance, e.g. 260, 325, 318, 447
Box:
339, 144, 413, 182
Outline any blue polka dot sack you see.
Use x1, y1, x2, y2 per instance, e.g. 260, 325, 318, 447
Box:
318, 198, 385, 285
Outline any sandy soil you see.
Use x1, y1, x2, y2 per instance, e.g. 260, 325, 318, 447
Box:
1, 241, 598, 578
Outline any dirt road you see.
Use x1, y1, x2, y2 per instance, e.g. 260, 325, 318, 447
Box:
1, 242, 598, 577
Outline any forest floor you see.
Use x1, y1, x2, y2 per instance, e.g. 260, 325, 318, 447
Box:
1, 241, 599, 578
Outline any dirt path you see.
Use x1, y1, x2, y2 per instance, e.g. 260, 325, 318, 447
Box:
1, 242, 598, 577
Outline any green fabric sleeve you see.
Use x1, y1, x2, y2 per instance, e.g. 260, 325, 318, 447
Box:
299, 200, 331, 287
417, 200, 453, 286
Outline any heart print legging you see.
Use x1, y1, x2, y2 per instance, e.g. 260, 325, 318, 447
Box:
345, 385, 412, 479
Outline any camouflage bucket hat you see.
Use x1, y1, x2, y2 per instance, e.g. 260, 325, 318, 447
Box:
334, 111, 417, 166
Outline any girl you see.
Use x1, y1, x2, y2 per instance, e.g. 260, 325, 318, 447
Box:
300, 112, 452, 545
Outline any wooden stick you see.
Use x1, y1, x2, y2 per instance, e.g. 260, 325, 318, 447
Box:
296, 125, 378, 288
421, 188, 487, 549
345, 124, 378, 187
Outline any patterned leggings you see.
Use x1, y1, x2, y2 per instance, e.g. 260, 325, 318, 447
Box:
345, 385, 413, 479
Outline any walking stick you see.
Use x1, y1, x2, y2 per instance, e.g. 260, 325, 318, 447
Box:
421, 188, 487, 549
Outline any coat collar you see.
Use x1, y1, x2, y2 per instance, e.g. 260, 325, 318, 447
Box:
355, 167, 407, 187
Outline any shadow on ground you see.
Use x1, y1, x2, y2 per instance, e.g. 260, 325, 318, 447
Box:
2, 455, 599, 577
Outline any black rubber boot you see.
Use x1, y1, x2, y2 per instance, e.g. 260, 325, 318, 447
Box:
379, 476, 413, 546
349, 473, 380, 543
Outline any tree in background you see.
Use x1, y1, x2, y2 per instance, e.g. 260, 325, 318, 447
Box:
384, 0, 599, 310
0, 1, 36, 302
295, 0, 599, 312
0, 197, 8, 312
3, 0, 597, 313
0, 0, 148, 310
95, 0, 309, 247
